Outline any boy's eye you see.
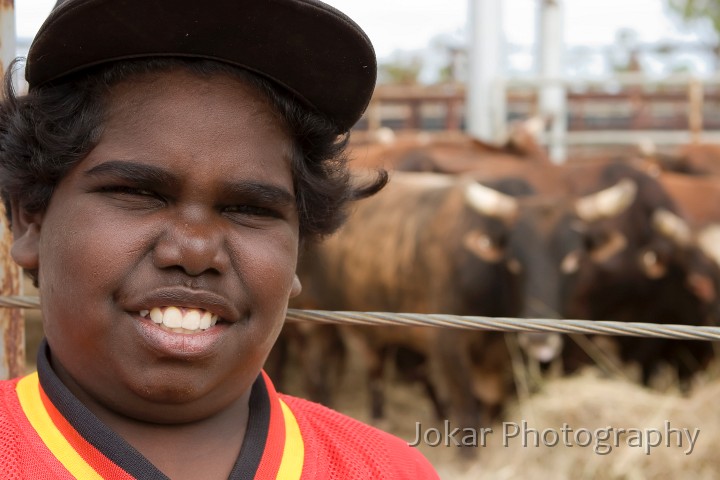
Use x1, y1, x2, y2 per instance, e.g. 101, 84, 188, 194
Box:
223, 205, 281, 219
97, 185, 166, 208
101, 186, 156, 196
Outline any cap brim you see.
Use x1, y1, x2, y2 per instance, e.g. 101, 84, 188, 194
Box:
26, 0, 377, 132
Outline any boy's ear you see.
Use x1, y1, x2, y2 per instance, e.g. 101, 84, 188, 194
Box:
290, 274, 302, 298
9, 199, 42, 270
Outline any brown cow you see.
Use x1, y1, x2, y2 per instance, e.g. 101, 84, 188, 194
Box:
659, 171, 720, 228
292, 172, 524, 433
640, 142, 720, 176
374, 135, 720, 383
348, 117, 550, 171
290, 170, 575, 455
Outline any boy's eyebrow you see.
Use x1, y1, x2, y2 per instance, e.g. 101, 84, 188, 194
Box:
84, 160, 175, 185
83, 160, 296, 205
222, 182, 296, 206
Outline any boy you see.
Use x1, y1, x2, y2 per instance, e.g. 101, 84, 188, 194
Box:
0, 0, 439, 478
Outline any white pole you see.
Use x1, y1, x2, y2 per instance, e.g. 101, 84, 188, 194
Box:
467, 0, 505, 143
537, 0, 567, 163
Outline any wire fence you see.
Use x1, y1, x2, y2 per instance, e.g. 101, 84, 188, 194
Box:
8, 295, 720, 341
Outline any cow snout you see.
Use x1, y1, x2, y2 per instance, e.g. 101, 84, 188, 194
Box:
518, 332, 563, 363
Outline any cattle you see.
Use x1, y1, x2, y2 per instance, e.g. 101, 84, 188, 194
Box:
554, 163, 720, 384
403, 145, 720, 385
276, 140, 720, 454
363, 138, 720, 385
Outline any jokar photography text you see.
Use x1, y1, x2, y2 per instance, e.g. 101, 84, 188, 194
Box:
409, 420, 699, 455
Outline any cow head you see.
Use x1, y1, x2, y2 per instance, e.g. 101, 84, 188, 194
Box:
470, 179, 567, 365
557, 166, 719, 325
559, 178, 638, 281
461, 181, 519, 265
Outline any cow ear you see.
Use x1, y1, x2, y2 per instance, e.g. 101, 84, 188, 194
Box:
462, 229, 503, 263
290, 274, 302, 299
687, 272, 716, 304
9, 200, 42, 271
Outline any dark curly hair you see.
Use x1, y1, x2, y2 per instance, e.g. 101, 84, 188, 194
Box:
0, 57, 387, 244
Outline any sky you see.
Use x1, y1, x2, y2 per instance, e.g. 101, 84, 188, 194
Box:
323, 0, 709, 53
13, 0, 716, 75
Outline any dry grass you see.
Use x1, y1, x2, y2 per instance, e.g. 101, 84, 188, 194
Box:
427, 372, 720, 480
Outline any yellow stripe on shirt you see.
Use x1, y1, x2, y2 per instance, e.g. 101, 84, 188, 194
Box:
276, 398, 305, 480
16, 373, 103, 480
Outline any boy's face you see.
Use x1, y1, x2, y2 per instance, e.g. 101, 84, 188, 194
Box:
13, 69, 301, 423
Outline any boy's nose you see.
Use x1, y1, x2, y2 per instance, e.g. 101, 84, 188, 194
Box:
152, 211, 229, 276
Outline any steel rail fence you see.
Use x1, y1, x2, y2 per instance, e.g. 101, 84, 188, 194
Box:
7, 295, 720, 341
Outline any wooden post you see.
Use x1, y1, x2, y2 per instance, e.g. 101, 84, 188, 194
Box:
688, 77, 704, 145
446, 98, 461, 131
0, 0, 24, 380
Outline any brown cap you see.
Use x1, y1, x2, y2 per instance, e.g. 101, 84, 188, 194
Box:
26, 0, 377, 132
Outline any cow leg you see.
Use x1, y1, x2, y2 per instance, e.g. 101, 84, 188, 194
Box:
302, 325, 345, 407
673, 340, 712, 384
369, 346, 389, 420
421, 375, 447, 420
391, 345, 447, 420
435, 330, 481, 436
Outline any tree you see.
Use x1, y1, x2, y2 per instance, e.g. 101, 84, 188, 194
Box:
667, 0, 720, 35
378, 54, 423, 85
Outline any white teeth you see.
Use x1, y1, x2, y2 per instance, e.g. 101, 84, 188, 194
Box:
181, 310, 201, 330
143, 306, 220, 333
199, 311, 212, 330
150, 308, 163, 324
163, 307, 183, 329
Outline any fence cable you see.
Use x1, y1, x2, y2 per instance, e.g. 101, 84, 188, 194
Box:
7, 295, 720, 341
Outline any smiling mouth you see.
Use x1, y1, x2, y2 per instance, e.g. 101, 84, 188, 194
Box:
138, 307, 220, 334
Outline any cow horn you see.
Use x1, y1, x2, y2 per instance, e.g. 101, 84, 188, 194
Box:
652, 209, 691, 247
574, 178, 637, 222
698, 224, 720, 267
464, 182, 519, 219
